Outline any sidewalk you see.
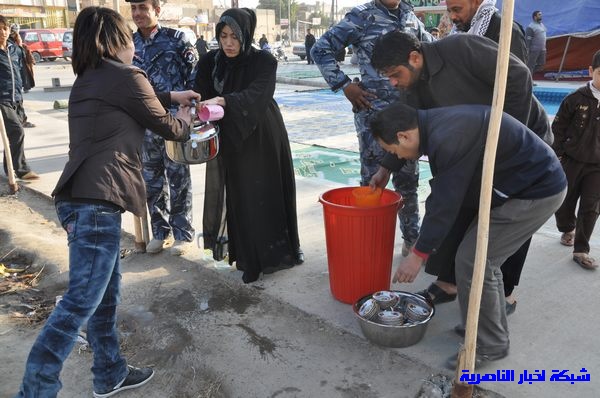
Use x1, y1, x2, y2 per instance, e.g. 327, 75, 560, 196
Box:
7, 64, 599, 397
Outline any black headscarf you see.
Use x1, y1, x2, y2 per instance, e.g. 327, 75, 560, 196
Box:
212, 8, 257, 93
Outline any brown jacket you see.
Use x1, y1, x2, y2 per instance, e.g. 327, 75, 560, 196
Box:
552, 82, 600, 164
53, 59, 189, 216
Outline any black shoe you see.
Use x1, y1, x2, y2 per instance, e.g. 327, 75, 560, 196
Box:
415, 283, 457, 305
294, 248, 305, 265
454, 324, 465, 338
446, 348, 509, 370
93, 365, 154, 398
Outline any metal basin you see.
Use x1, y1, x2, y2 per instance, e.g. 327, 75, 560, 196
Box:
165, 121, 219, 165
353, 291, 434, 348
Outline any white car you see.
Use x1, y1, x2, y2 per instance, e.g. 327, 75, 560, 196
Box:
62, 30, 73, 60
208, 37, 219, 50
292, 44, 306, 60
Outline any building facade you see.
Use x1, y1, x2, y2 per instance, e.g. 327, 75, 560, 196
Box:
0, 0, 69, 29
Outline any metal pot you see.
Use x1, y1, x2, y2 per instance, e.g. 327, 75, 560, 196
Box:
165, 121, 220, 165
353, 291, 434, 348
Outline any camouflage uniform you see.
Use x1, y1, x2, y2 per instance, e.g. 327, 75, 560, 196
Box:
133, 25, 197, 242
312, 0, 431, 246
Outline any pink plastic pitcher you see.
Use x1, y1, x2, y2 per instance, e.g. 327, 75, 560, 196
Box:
199, 104, 225, 122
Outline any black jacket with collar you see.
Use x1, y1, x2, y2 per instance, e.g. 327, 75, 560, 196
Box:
484, 12, 528, 63
0, 42, 23, 103
53, 59, 189, 216
381, 34, 551, 171
414, 105, 565, 255
552, 83, 600, 163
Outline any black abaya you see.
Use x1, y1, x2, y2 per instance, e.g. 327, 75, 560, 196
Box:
194, 46, 300, 283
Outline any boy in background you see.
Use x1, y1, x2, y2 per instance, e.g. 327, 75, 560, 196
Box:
553, 50, 600, 270
0, 16, 38, 180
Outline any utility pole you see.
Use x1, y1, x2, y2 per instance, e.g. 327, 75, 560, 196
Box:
330, 0, 334, 27
288, 0, 291, 40
232, 0, 238, 8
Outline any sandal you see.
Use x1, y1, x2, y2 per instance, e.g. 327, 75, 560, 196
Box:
573, 253, 598, 270
415, 283, 457, 305
560, 231, 575, 246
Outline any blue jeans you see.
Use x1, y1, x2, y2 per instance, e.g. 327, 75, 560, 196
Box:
16, 201, 127, 397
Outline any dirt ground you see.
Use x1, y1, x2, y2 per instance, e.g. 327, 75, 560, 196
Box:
0, 184, 503, 398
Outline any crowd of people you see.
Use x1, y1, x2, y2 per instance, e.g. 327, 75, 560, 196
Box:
5, 0, 600, 396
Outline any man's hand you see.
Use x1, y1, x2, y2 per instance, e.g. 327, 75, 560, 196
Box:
171, 90, 201, 106
175, 106, 193, 125
369, 166, 391, 190
200, 96, 226, 107
392, 252, 424, 284
343, 82, 377, 111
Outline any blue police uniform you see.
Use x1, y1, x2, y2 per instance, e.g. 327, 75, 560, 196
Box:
133, 25, 197, 242
312, 0, 431, 246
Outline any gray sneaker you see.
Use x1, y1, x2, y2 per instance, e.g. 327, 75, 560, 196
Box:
93, 365, 154, 398
146, 238, 166, 254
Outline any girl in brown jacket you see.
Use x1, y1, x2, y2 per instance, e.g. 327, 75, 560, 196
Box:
15, 7, 199, 397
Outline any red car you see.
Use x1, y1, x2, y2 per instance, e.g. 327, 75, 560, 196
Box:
19, 29, 63, 62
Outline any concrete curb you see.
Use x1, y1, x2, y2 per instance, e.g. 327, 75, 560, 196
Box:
276, 77, 328, 88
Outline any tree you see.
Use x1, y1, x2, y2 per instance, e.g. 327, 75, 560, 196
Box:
257, 0, 299, 26
309, 11, 330, 29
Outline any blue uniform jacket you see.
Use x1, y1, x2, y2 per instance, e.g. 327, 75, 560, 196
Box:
311, 0, 431, 97
133, 25, 197, 100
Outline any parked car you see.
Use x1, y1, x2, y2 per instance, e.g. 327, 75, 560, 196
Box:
293, 44, 306, 60
208, 37, 219, 50
19, 29, 63, 62
62, 30, 73, 60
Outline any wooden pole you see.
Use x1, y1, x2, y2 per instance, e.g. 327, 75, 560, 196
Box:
451, 0, 515, 397
141, 209, 150, 245
0, 111, 19, 194
133, 214, 146, 252
133, 204, 151, 253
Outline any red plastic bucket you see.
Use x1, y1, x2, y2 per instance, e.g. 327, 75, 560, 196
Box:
319, 187, 402, 304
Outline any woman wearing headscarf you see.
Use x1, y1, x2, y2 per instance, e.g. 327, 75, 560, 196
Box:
194, 8, 302, 283
15, 7, 198, 397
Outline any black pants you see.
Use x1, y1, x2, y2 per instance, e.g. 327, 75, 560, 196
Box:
1, 102, 31, 178
555, 157, 600, 254
424, 206, 530, 297
16, 100, 28, 125
305, 45, 313, 64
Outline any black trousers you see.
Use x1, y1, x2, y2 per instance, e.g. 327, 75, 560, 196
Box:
16, 100, 28, 124
305, 45, 314, 64
424, 205, 530, 297
555, 157, 600, 254
1, 102, 31, 178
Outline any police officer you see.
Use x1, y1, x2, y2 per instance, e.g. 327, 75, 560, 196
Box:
127, 0, 198, 255
311, 0, 431, 255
